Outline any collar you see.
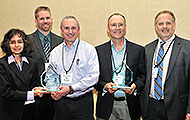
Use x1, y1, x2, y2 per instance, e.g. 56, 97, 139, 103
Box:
158, 34, 175, 46
8, 55, 29, 64
111, 38, 126, 52
37, 30, 51, 42
63, 38, 79, 49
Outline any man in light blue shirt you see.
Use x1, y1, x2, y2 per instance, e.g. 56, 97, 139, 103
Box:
50, 16, 99, 120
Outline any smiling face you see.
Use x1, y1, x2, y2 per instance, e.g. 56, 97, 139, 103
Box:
60, 18, 80, 46
35, 10, 53, 34
9, 34, 24, 56
155, 13, 176, 41
107, 15, 126, 41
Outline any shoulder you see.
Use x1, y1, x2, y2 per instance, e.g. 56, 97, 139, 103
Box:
127, 40, 144, 49
145, 39, 158, 48
50, 32, 63, 40
95, 41, 110, 51
79, 40, 95, 50
28, 30, 38, 38
175, 35, 190, 44
0, 56, 7, 65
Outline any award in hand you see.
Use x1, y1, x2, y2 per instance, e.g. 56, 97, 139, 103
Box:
112, 61, 133, 89
40, 64, 61, 91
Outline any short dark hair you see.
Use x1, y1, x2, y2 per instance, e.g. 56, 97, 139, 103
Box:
1, 28, 33, 56
35, 6, 51, 19
155, 10, 176, 25
107, 13, 126, 26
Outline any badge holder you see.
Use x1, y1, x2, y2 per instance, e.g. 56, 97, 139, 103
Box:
112, 62, 133, 89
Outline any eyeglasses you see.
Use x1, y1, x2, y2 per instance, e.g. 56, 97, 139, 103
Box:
9, 39, 24, 45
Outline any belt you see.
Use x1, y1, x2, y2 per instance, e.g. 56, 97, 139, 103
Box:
114, 97, 126, 101
149, 97, 164, 102
63, 91, 92, 101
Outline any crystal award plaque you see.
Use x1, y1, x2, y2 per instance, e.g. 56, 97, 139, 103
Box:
112, 62, 133, 89
40, 65, 61, 91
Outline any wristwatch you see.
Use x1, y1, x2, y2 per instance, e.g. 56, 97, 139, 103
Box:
69, 86, 74, 94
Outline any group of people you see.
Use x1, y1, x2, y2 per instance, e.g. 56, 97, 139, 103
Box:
0, 5, 190, 120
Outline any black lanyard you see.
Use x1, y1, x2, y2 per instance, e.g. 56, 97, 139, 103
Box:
154, 39, 175, 68
62, 40, 80, 74
111, 45, 127, 74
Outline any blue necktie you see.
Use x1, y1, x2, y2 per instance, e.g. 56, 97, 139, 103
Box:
154, 41, 165, 100
43, 37, 50, 63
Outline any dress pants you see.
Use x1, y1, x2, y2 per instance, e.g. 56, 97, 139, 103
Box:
54, 91, 94, 120
146, 98, 168, 120
97, 100, 131, 120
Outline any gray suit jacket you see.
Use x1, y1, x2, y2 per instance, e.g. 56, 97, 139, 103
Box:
141, 35, 190, 120
28, 30, 63, 74
28, 30, 63, 120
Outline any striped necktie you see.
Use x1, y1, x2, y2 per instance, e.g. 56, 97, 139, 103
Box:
43, 37, 50, 63
154, 41, 165, 100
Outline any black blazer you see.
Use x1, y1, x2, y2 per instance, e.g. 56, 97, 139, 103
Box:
0, 56, 40, 120
28, 30, 63, 74
141, 35, 190, 120
95, 39, 145, 120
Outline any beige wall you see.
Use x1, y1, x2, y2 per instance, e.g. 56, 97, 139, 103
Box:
1, 0, 190, 57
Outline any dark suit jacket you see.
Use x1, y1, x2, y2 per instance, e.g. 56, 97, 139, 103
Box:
0, 56, 39, 120
28, 30, 63, 74
141, 35, 190, 120
28, 30, 63, 120
95, 39, 145, 120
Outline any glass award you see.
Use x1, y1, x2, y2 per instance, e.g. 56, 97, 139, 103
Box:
40, 64, 61, 91
112, 62, 133, 89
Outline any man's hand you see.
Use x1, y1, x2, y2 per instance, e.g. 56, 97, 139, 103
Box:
51, 86, 70, 100
104, 82, 118, 94
122, 83, 136, 94
34, 87, 50, 97
186, 113, 190, 120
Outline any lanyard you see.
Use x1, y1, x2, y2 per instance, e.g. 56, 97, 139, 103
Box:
111, 45, 127, 74
154, 39, 175, 68
62, 40, 80, 74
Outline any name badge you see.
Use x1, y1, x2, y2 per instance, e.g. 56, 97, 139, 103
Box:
113, 74, 123, 85
61, 73, 72, 84
152, 67, 158, 79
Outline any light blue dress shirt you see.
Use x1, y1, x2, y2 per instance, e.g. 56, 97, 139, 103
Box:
49, 38, 99, 98
111, 39, 127, 97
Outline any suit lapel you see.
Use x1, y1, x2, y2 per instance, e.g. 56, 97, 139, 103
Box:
33, 31, 45, 61
166, 37, 181, 80
105, 41, 113, 76
146, 40, 158, 85
9, 62, 25, 82
50, 32, 56, 49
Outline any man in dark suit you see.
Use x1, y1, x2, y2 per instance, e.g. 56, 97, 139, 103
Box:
141, 10, 190, 120
28, 6, 63, 120
95, 13, 145, 120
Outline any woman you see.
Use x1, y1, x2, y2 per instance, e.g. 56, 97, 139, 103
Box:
0, 28, 48, 120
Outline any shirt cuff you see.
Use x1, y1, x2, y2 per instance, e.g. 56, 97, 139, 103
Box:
27, 91, 34, 101
102, 86, 107, 96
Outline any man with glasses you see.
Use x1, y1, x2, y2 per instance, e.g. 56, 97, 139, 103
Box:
95, 13, 145, 120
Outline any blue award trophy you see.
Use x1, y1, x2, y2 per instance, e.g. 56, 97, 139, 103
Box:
40, 65, 61, 91
112, 61, 133, 89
